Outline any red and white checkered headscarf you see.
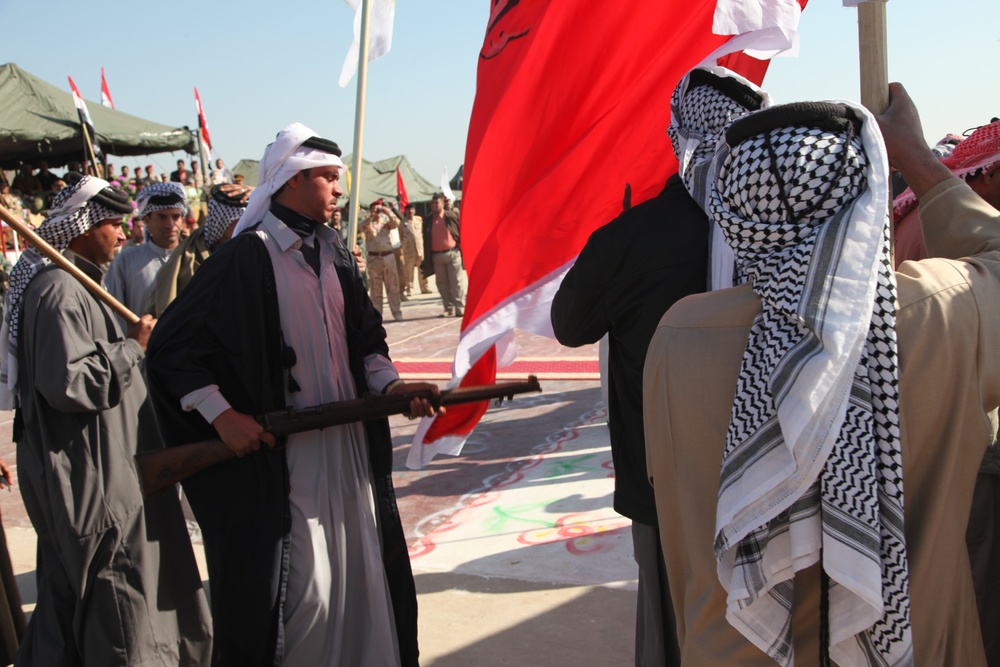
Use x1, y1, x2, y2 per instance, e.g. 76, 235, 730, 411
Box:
893, 119, 1000, 219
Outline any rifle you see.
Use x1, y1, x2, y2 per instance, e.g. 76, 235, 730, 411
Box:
135, 376, 541, 497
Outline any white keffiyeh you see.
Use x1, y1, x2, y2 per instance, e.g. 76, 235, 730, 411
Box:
710, 101, 911, 666
0, 176, 119, 408
667, 66, 772, 291
232, 123, 345, 236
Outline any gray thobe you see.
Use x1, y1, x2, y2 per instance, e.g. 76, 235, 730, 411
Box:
104, 239, 172, 320
14, 250, 212, 666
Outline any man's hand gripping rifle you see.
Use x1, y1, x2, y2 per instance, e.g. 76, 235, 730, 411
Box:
135, 376, 542, 497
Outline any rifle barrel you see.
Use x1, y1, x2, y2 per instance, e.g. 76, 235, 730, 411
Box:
135, 376, 542, 497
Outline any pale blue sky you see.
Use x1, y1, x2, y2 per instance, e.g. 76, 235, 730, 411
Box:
1, 1, 996, 181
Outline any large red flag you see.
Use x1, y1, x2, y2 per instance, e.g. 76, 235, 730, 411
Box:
408, 0, 807, 467
194, 87, 212, 152
396, 166, 409, 210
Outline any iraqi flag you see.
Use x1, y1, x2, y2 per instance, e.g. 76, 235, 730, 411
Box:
67, 75, 104, 164
407, 0, 808, 468
100, 68, 114, 109
194, 87, 212, 153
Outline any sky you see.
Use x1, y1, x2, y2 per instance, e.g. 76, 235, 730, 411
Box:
0, 1, 997, 183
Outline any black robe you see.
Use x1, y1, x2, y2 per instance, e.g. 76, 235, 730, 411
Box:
146, 227, 418, 667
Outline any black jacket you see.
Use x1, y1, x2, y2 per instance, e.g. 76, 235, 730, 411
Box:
550, 174, 708, 526
147, 224, 418, 667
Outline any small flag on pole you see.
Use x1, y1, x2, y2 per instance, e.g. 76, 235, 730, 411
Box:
194, 87, 212, 153
396, 166, 409, 210
100, 68, 114, 109
338, 0, 396, 87
68, 75, 103, 167
440, 167, 456, 204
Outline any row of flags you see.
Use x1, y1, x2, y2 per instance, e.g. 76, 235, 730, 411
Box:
65, 70, 214, 171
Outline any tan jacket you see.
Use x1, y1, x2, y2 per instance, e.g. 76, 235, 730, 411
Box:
644, 179, 1000, 666
400, 215, 423, 259
146, 227, 211, 317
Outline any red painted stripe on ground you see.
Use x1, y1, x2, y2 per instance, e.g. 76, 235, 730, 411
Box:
394, 358, 599, 380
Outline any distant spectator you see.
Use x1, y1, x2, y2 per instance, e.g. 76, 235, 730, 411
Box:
11, 166, 40, 199
190, 160, 205, 190
209, 158, 234, 185
35, 161, 58, 191
169, 159, 187, 184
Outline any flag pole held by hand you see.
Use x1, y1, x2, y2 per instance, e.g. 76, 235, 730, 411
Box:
0, 204, 139, 326
857, 1, 889, 115
857, 0, 892, 255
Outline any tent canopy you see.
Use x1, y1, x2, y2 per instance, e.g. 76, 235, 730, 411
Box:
339, 155, 441, 207
231, 159, 259, 187
229, 154, 444, 207
0, 63, 196, 169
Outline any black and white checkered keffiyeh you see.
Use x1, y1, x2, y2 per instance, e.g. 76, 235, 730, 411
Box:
204, 184, 251, 246
710, 102, 911, 667
135, 181, 187, 219
0, 176, 131, 408
667, 66, 770, 290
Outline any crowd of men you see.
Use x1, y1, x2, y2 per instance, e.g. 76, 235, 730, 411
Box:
0, 65, 997, 667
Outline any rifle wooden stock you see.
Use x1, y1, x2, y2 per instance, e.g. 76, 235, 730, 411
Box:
135, 376, 541, 497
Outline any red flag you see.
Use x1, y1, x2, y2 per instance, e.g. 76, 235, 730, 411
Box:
194, 87, 212, 152
408, 0, 807, 467
100, 67, 114, 109
396, 166, 409, 210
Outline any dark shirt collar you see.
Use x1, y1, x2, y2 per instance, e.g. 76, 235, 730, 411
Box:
270, 202, 320, 238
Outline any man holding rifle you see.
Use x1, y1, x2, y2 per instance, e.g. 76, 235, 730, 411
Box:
146, 123, 436, 667
0, 175, 212, 665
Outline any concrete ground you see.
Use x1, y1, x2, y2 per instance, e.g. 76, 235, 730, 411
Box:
0, 284, 637, 666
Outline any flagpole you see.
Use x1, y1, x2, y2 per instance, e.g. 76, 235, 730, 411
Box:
857, 0, 891, 254
858, 1, 888, 114
80, 122, 100, 177
347, 0, 373, 247
0, 204, 139, 325
196, 130, 209, 191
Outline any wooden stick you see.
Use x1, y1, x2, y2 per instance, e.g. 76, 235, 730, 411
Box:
857, 0, 892, 258
857, 1, 889, 114
0, 204, 139, 326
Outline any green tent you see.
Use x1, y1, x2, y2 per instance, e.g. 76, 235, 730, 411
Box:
339, 154, 442, 207
229, 154, 445, 206
231, 159, 259, 187
0, 63, 195, 169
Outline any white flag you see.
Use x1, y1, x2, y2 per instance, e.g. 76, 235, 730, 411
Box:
440, 167, 456, 203
338, 0, 396, 88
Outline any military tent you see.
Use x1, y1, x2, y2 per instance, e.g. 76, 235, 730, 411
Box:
231, 159, 259, 187
338, 155, 442, 207
0, 63, 195, 169
229, 154, 444, 207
